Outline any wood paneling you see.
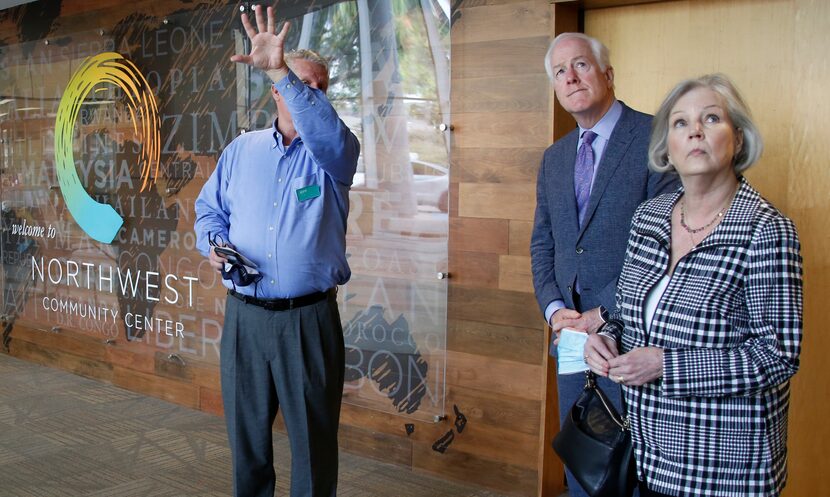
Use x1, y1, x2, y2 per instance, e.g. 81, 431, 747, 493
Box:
106, 346, 157, 375
453, 0, 551, 44
585, 1, 828, 495
550, 2, 578, 143
448, 181, 460, 217
537, 328, 562, 497
450, 218, 510, 254
451, 36, 550, 80
784, 1, 830, 495
339, 424, 413, 467
447, 319, 543, 365
509, 220, 534, 257
412, 442, 538, 497
451, 147, 543, 184
199, 386, 224, 417
339, 403, 445, 444
58, 0, 123, 16
448, 422, 539, 469
448, 286, 543, 330
453, 112, 549, 149
452, 75, 550, 114
445, 350, 542, 401
112, 366, 199, 409
498, 254, 534, 293
10, 336, 114, 382
585, 0, 793, 207
458, 183, 536, 221
448, 250, 500, 289
446, 384, 542, 437
9, 326, 107, 362
153, 351, 221, 391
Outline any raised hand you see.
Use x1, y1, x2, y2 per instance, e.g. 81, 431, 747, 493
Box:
230, 5, 291, 75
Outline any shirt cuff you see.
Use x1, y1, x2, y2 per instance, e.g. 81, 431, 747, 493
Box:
272, 69, 304, 101
265, 67, 290, 84
597, 322, 623, 342
544, 300, 566, 326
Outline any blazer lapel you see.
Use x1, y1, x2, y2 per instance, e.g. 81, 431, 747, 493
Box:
556, 130, 580, 232
634, 178, 758, 253
695, 177, 758, 250
634, 189, 678, 250
578, 103, 636, 240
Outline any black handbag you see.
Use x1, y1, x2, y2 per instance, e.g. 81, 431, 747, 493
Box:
552, 371, 636, 497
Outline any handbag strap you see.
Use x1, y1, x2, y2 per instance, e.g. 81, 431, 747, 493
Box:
585, 371, 630, 430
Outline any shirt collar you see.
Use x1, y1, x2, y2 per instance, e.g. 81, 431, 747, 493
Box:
271, 118, 303, 153
579, 99, 622, 142
271, 118, 282, 150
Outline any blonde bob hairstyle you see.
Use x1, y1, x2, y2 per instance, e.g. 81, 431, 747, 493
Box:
648, 74, 763, 174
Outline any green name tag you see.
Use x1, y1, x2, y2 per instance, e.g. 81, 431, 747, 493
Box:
295, 184, 321, 202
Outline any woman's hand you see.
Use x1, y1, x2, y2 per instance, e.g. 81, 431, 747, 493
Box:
607, 347, 664, 386
584, 333, 619, 377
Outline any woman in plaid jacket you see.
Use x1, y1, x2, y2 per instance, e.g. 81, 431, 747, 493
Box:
584, 74, 803, 497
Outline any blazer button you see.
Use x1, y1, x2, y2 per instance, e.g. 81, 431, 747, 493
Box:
576, 247, 584, 254
567, 285, 572, 293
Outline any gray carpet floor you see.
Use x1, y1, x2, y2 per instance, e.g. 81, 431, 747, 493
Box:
0, 353, 515, 497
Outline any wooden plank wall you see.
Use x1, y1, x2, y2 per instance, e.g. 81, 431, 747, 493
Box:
445, 0, 562, 494
585, 0, 830, 494
0, 1, 576, 496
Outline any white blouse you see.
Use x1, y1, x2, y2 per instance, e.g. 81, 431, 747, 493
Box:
643, 274, 670, 334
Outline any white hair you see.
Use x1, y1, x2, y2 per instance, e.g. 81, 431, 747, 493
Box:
544, 32, 611, 81
285, 48, 329, 76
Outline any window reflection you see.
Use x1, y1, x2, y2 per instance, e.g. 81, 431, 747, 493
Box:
0, 0, 449, 421
245, 0, 451, 420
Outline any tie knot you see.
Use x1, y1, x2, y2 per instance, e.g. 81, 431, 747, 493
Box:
582, 130, 597, 146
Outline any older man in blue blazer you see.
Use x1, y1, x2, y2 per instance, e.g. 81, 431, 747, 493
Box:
530, 33, 679, 497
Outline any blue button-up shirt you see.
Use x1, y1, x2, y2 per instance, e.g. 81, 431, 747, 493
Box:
194, 69, 360, 298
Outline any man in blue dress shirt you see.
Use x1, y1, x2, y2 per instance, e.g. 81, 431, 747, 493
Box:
194, 6, 359, 497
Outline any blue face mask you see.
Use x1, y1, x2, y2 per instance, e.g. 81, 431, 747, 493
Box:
209, 233, 263, 288
557, 328, 590, 375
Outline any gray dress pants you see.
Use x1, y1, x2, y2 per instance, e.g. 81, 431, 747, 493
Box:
221, 292, 345, 497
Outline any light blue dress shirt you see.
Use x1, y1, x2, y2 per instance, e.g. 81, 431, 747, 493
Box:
544, 99, 623, 325
194, 69, 360, 299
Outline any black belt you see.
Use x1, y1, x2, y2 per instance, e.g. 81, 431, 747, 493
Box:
228, 288, 333, 311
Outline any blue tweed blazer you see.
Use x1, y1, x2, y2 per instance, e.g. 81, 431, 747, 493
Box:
531, 102, 679, 315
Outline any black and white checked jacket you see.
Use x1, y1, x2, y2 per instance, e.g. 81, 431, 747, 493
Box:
602, 177, 803, 496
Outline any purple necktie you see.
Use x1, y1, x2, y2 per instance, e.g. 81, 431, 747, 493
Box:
574, 130, 597, 227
